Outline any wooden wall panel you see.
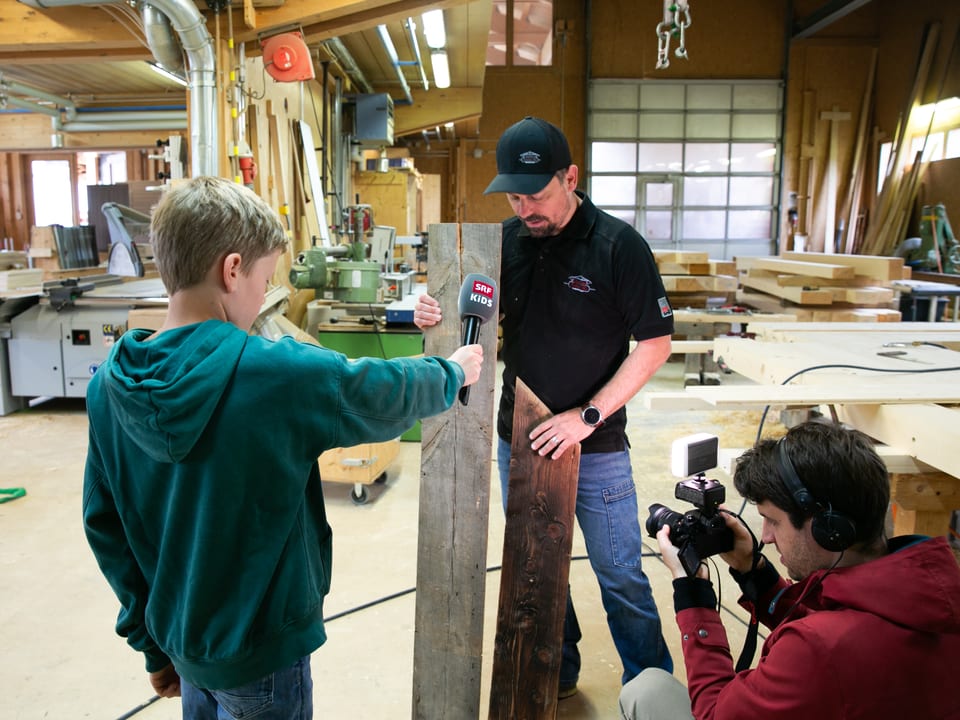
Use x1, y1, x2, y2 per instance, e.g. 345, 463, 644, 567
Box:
590, 0, 786, 80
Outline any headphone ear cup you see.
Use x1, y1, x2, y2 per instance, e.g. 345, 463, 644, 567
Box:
810, 509, 857, 552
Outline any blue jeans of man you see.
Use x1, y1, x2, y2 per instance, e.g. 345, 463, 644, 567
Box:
181, 655, 313, 719
498, 437, 673, 686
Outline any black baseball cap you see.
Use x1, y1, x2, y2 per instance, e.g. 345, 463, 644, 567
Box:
484, 116, 572, 195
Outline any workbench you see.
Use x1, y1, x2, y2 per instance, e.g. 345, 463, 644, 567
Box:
672, 309, 796, 386
647, 321, 960, 538
892, 279, 960, 321
316, 320, 423, 441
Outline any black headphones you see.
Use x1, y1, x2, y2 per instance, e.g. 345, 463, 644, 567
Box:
776, 439, 857, 552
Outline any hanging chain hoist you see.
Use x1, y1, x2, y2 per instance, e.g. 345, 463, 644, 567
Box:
656, 1, 692, 69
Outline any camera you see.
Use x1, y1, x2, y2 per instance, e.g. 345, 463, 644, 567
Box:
646, 434, 734, 577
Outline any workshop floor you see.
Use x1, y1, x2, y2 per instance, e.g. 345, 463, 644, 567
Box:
0, 358, 784, 720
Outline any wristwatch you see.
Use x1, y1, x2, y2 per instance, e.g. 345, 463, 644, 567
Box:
580, 403, 604, 428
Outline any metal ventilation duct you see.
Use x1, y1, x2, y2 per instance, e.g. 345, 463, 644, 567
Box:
16, 0, 217, 176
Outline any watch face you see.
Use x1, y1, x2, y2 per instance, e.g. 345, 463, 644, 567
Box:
582, 405, 602, 426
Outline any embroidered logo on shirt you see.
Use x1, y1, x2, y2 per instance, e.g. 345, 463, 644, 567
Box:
565, 275, 595, 293
519, 151, 542, 165
658, 296, 673, 318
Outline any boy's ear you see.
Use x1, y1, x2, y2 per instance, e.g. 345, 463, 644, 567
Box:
221, 252, 243, 292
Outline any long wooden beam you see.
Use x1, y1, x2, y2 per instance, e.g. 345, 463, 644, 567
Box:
412, 222, 501, 719
395, 87, 483, 137
0, 0, 474, 54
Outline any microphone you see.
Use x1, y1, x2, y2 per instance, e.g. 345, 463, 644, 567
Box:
457, 272, 498, 405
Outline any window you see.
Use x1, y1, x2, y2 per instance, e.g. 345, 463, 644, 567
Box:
877, 97, 960, 192
487, 0, 553, 67
31, 160, 74, 227
587, 80, 783, 259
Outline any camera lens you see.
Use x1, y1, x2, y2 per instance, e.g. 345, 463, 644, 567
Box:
646, 503, 685, 539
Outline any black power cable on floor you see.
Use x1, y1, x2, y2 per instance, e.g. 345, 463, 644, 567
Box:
115, 549, 760, 719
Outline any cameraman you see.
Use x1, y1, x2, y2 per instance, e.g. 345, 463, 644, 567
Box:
620, 421, 960, 720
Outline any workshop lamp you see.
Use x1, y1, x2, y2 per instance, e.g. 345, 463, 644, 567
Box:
431, 50, 451, 89
421, 9, 450, 89
147, 62, 188, 87
376, 24, 400, 65
421, 9, 447, 50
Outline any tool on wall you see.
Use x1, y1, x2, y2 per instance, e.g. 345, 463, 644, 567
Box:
260, 30, 315, 83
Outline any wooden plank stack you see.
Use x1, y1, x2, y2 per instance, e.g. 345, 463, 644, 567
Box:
0, 268, 43, 291
736, 251, 906, 321
654, 250, 738, 309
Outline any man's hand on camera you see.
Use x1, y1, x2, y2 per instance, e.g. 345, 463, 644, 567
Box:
657, 525, 709, 581
414, 293, 441, 329
718, 506, 761, 574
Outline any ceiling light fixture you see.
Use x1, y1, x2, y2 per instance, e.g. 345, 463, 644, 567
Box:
431, 50, 450, 89
421, 9, 447, 50
376, 24, 400, 64
147, 62, 188, 87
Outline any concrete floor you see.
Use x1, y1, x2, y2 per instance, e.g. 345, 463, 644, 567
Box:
0, 358, 785, 720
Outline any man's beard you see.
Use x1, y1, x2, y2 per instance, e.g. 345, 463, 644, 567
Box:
521, 216, 561, 237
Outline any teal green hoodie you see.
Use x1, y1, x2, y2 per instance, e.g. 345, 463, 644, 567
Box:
83, 319, 463, 690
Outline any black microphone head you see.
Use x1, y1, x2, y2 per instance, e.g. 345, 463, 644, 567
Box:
458, 273, 498, 323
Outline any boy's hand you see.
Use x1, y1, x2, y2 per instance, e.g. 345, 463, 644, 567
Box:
414, 294, 442, 329
448, 344, 483, 387
149, 663, 181, 698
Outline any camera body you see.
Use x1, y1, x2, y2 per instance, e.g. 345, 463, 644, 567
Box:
647, 434, 734, 577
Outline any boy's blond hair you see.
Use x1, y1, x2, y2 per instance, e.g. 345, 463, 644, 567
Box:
151, 176, 288, 294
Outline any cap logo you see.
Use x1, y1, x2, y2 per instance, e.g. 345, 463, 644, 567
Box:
518, 151, 542, 165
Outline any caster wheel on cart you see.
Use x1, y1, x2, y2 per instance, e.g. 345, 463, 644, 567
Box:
374, 472, 388, 485
350, 485, 369, 505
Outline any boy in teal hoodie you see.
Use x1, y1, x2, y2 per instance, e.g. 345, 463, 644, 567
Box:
83, 176, 483, 719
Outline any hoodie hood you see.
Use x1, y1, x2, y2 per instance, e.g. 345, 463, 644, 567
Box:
802, 535, 960, 634
102, 320, 247, 462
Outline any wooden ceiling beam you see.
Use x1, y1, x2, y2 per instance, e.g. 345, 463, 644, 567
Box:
0, 5, 143, 53
241, 0, 473, 44
394, 86, 482, 137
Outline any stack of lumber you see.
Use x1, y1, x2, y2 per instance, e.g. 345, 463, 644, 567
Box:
736, 251, 906, 321
0, 268, 43, 291
654, 250, 738, 309
0, 250, 28, 270
28, 225, 60, 273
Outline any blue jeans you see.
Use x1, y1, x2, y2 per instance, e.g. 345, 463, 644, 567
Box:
498, 437, 673, 685
181, 656, 313, 719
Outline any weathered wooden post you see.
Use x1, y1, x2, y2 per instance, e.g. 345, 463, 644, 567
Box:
412, 223, 501, 719
489, 379, 580, 720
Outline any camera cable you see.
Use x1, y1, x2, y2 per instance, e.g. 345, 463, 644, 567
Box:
718, 508, 765, 671
112, 553, 657, 719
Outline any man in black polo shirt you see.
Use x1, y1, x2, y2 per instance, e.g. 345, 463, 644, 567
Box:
414, 116, 675, 698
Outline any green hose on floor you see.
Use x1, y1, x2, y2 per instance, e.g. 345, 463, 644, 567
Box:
0, 487, 26, 503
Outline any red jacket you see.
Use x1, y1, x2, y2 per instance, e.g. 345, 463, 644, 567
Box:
677, 536, 960, 719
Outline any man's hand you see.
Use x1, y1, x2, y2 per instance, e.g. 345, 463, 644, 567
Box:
448, 344, 483, 387
149, 663, 181, 698
414, 293, 442, 329
656, 525, 709, 581
718, 507, 762, 574
529, 409, 596, 459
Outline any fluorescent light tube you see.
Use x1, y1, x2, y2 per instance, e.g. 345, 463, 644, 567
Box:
147, 62, 188, 87
422, 9, 447, 50
431, 50, 450, 89
377, 24, 400, 64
